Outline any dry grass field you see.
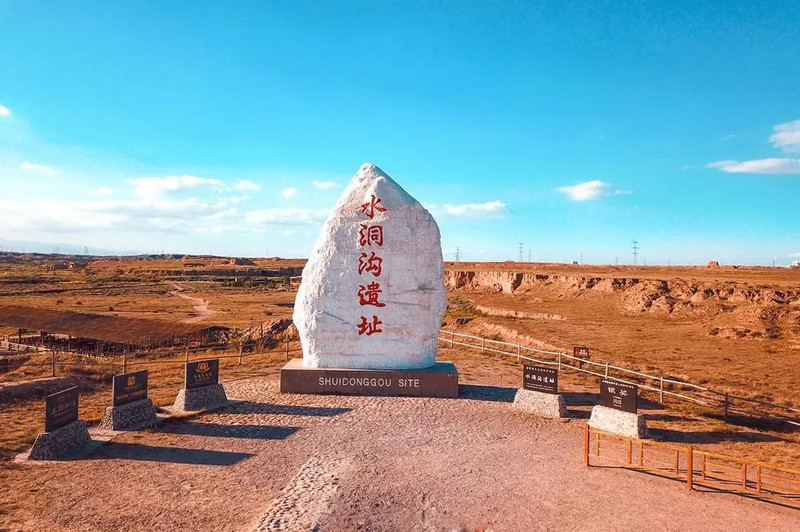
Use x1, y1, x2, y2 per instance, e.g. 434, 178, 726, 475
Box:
1, 254, 799, 471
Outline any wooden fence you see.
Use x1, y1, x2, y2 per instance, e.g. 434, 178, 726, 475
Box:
584, 425, 800, 507
439, 329, 800, 429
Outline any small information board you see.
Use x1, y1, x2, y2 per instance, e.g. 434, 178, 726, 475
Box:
573, 346, 590, 360
45, 386, 79, 432
600, 378, 638, 413
186, 359, 219, 389
523, 364, 558, 394
112, 370, 149, 407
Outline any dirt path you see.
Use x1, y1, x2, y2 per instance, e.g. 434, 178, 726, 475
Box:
168, 282, 216, 323
1, 365, 796, 531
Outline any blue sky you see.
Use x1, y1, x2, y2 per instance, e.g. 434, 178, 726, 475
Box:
1, 1, 799, 264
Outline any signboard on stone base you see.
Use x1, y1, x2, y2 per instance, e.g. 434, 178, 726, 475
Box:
523, 364, 558, 394
112, 370, 148, 407
600, 378, 638, 414
186, 359, 219, 389
45, 386, 79, 432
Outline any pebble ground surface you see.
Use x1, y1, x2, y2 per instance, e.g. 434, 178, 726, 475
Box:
1, 362, 798, 531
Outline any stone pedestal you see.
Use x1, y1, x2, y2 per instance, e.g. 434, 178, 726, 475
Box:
513, 388, 568, 419
28, 420, 91, 461
280, 358, 459, 398
588, 405, 648, 439
98, 398, 159, 431
172, 384, 228, 412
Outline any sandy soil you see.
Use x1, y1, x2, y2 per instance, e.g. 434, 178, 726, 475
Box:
1, 353, 797, 531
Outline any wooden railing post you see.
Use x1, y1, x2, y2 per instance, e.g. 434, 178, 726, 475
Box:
756, 465, 762, 493
450, 331, 454, 347
627, 439, 633, 465
516, 344, 521, 364
742, 462, 747, 491
584, 425, 590, 466
723, 393, 730, 420
687, 445, 693, 490
659, 376, 664, 403
51, 349, 56, 377
238, 344, 243, 365
123, 351, 128, 374
604, 361, 609, 377
481, 338, 485, 353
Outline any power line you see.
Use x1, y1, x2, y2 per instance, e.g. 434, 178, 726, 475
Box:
455, 246, 460, 262
632, 240, 639, 266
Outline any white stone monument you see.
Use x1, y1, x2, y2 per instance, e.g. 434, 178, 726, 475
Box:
283, 163, 457, 397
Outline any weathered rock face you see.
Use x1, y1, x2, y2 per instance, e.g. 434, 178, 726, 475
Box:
293, 163, 446, 370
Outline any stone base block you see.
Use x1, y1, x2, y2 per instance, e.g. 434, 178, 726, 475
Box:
588, 405, 648, 439
513, 388, 567, 419
172, 384, 228, 412
28, 420, 91, 461
280, 358, 459, 398
98, 398, 159, 431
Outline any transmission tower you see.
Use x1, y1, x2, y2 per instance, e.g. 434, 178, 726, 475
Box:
528, 250, 531, 262
455, 247, 460, 262
632, 240, 639, 266
518, 243, 524, 262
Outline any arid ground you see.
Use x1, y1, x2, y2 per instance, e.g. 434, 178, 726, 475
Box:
1, 254, 799, 530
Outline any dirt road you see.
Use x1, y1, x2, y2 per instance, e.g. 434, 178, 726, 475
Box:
1, 366, 796, 531
168, 282, 216, 323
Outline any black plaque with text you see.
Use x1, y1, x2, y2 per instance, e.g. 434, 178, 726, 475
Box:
45, 386, 79, 432
600, 378, 638, 413
112, 370, 148, 406
523, 365, 558, 394
186, 359, 219, 389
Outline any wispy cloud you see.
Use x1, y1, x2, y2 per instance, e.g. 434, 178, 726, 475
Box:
281, 187, 299, 198
233, 179, 260, 192
245, 208, 327, 225
19, 161, 57, 175
706, 159, 800, 174
312, 180, 338, 189
94, 186, 113, 196
129, 175, 223, 198
433, 200, 508, 219
0, 104, 10, 118
720, 133, 737, 141
769, 119, 800, 153
556, 180, 629, 201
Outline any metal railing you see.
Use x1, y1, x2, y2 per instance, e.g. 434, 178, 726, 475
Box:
584, 426, 800, 507
439, 329, 800, 429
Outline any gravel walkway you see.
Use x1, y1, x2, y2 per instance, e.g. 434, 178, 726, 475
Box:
1, 371, 797, 531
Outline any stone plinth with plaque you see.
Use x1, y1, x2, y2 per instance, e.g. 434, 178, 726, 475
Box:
99, 370, 159, 431
282, 163, 458, 397
28, 387, 92, 460
512, 365, 567, 419
172, 359, 228, 411
588, 378, 648, 438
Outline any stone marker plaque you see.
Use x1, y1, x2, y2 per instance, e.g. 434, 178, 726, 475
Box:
185, 359, 219, 389
45, 386, 79, 432
523, 364, 558, 394
280, 358, 458, 398
600, 378, 638, 413
112, 370, 148, 407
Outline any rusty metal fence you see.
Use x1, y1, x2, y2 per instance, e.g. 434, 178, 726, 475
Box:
584, 425, 800, 507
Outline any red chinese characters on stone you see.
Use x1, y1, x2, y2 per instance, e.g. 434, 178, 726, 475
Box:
358, 251, 383, 277
360, 194, 387, 219
357, 315, 383, 336
358, 282, 386, 307
358, 224, 384, 247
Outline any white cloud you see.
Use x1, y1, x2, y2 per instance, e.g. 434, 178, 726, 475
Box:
233, 179, 260, 192
0, 104, 10, 117
129, 175, 223, 198
435, 200, 508, 219
769, 119, 800, 153
281, 187, 299, 198
556, 180, 629, 201
94, 186, 113, 196
706, 158, 800, 174
312, 180, 338, 189
19, 161, 57, 175
245, 208, 328, 225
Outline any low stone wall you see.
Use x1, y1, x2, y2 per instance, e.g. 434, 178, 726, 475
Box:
588, 405, 648, 439
172, 384, 228, 412
98, 398, 159, 431
28, 420, 92, 461
512, 389, 567, 419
